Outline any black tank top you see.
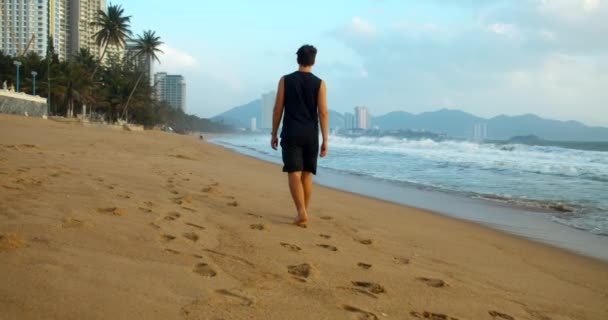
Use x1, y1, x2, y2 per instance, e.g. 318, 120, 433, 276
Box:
280, 71, 322, 144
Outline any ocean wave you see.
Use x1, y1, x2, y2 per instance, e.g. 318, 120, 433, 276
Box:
210, 135, 608, 236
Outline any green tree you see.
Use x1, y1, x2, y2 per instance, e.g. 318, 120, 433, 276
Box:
90, 4, 132, 77
121, 30, 163, 121
54, 61, 96, 117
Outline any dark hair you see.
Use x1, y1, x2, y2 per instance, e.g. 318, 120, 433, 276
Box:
296, 45, 317, 66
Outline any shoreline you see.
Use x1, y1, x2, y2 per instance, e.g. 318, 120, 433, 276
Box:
1, 114, 607, 320
212, 138, 608, 262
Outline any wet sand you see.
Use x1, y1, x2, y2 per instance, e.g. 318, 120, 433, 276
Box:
1, 114, 607, 320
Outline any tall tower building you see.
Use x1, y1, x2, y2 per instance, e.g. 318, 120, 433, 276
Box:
67, 0, 107, 59
260, 91, 276, 130
344, 112, 355, 129
125, 40, 152, 84
355, 106, 370, 130
1, 0, 67, 60
154, 72, 187, 112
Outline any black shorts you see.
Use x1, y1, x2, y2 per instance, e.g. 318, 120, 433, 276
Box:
281, 139, 319, 174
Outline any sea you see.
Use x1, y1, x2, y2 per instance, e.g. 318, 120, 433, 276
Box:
210, 134, 608, 258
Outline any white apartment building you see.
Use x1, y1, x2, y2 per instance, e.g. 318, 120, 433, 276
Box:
154, 72, 186, 112
355, 106, 371, 130
125, 39, 152, 84
1, 0, 107, 60
67, 0, 106, 59
1, 0, 66, 59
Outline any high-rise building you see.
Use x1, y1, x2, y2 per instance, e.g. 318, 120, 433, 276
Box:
355, 106, 370, 130
250, 117, 257, 132
1, 0, 67, 60
1, 0, 107, 61
473, 123, 488, 141
260, 91, 276, 130
125, 40, 152, 84
344, 112, 355, 129
154, 72, 186, 112
67, 0, 107, 59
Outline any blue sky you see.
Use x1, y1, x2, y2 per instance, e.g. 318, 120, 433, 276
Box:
116, 0, 608, 126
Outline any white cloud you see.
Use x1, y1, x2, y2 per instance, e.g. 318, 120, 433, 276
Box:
583, 0, 601, 11
487, 22, 517, 35
157, 44, 199, 72
351, 16, 375, 36
328, 1, 608, 126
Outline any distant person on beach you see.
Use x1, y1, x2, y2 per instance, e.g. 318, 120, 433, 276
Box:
271, 44, 329, 226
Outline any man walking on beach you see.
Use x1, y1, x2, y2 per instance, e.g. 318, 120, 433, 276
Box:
271, 44, 329, 226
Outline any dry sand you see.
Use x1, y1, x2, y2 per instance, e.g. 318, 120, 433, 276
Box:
0, 114, 607, 320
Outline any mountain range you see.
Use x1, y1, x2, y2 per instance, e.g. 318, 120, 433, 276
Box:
212, 99, 608, 141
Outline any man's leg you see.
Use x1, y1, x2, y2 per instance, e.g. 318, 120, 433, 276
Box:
301, 171, 313, 212
288, 171, 308, 224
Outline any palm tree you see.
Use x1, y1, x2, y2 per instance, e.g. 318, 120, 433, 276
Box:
55, 61, 96, 118
120, 30, 163, 121
90, 4, 132, 78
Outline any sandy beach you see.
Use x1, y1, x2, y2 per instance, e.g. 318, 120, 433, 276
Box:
1, 114, 607, 320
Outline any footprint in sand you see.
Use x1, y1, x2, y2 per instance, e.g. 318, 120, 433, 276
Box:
317, 244, 338, 252
320, 215, 333, 220
97, 207, 127, 216
319, 234, 332, 239
288, 263, 315, 279
246, 212, 263, 218
342, 305, 378, 320
117, 194, 131, 199
149, 222, 161, 229
181, 207, 197, 213
410, 311, 460, 320
185, 222, 205, 230
164, 212, 181, 221
524, 308, 552, 320
394, 256, 410, 265
352, 281, 385, 294
417, 277, 446, 288
250, 224, 265, 231
193, 263, 217, 277
165, 248, 181, 255
357, 263, 372, 270
355, 238, 373, 245
62, 218, 85, 229
160, 234, 177, 243
0, 233, 26, 251
227, 200, 239, 207
138, 207, 153, 213
280, 242, 301, 252
173, 195, 193, 205
183, 232, 199, 242
489, 311, 515, 320
215, 289, 254, 306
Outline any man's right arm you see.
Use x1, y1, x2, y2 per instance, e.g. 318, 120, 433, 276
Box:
271, 77, 285, 150
318, 81, 329, 157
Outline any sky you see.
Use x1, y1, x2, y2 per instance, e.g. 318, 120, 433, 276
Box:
116, 0, 608, 126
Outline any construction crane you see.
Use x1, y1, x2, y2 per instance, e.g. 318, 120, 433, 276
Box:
1, 0, 36, 57
20, 34, 35, 56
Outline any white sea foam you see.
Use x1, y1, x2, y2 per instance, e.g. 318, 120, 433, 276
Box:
212, 134, 608, 235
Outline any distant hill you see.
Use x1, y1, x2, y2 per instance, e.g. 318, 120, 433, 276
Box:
212, 99, 345, 129
372, 109, 608, 141
212, 99, 261, 128
213, 102, 608, 141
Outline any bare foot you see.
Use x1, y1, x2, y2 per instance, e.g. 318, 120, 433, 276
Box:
293, 214, 308, 226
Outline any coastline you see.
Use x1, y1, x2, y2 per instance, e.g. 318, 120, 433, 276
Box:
1, 114, 607, 320
212, 138, 608, 261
